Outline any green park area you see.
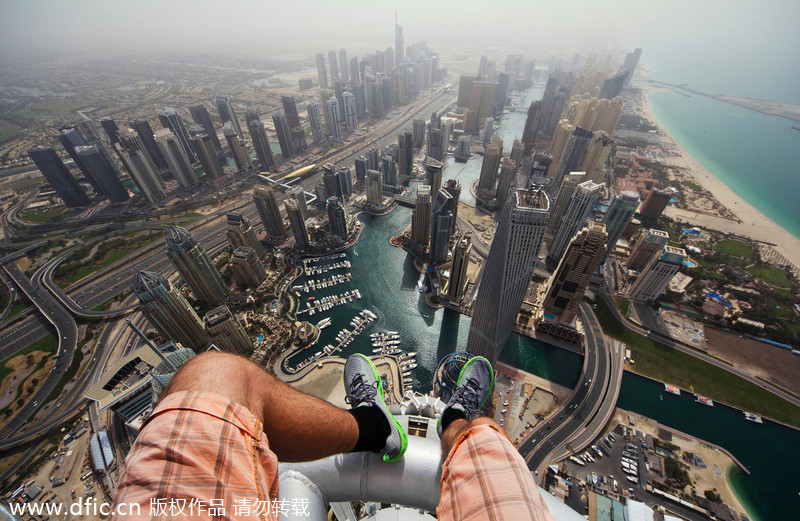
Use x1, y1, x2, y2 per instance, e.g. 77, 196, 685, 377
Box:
746, 264, 793, 288
0, 334, 58, 417
20, 206, 67, 223
592, 298, 800, 428
713, 238, 753, 259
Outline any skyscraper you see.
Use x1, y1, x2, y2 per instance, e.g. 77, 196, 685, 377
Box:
602, 190, 640, 261
248, 120, 275, 171
223, 123, 251, 172
478, 140, 502, 191
447, 234, 472, 304
427, 128, 444, 162
214, 94, 243, 139
322, 165, 342, 200
165, 226, 228, 305
398, 131, 413, 177
128, 119, 169, 171
326, 196, 348, 240
429, 189, 454, 263
521, 100, 543, 155
339, 48, 349, 83
225, 212, 265, 258
253, 187, 287, 239
230, 247, 267, 288
116, 144, 166, 204
245, 108, 261, 127
619, 48, 642, 87
337, 166, 353, 199
354, 156, 368, 185
58, 126, 99, 192
204, 305, 251, 354
495, 157, 517, 205
424, 157, 443, 197
543, 221, 607, 322
28, 146, 91, 207
189, 104, 223, 154
154, 129, 197, 188
326, 98, 342, 141
626, 229, 670, 272
75, 145, 129, 203
192, 134, 225, 180
316, 53, 328, 89
467, 188, 550, 365
327, 50, 340, 83
132, 271, 209, 352
547, 171, 585, 233
350, 57, 360, 85
342, 92, 358, 132
552, 126, 593, 196
272, 112, 295, 159
443, 179, 462, 235
381, 156, 398, 186
395, 13, 404, 66
412, 119, 425, 149
307, 102, 325, 145
411, 184, 432, 247
285, 199, 310, 251
599, 71, 628, 100
287, 185, 309, 220
546, 180, 602, 270
156, 108, 196, 163
629, 246, 686, 303
366, 169, 383, 207
639, 188, 672, 220
100, 117, 121, 145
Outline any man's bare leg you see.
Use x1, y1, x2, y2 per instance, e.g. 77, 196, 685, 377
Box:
163, 351, 359, 462
440, 416, 497, 455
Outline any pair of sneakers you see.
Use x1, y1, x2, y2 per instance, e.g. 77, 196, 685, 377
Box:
344, 353, 494, 462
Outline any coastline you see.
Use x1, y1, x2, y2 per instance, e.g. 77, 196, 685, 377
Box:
637, 84, 800, 268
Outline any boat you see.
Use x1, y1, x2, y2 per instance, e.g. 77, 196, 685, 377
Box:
664, 383, 681, 395
744, 412, 763, 423
625, 475, 639, 484
623, 467, 637, 476
591, 472, 598, 486
548, 464, 559, 474
592, 445, 603, 458
401, 363, 418, 370
418, 275, 425, 293
316, 317, 332, 329
568, 456, 585, 467
613, 480, 618, 492
695, 395, 714, 407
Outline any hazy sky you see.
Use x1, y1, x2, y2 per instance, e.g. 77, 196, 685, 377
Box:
2, 0, 799, 99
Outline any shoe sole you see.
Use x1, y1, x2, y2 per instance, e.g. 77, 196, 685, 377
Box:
350, 353, 408, 463
436, 356, 495, 437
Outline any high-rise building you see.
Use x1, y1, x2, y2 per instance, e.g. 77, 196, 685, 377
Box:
75, 145, 129, 203
443, 179, 462, 235
316, 53, 328, 89
326, 98, 342, 141
429, 189, 454, 263
247, 120, 275, 171
245, 108, 261, 127
581, 130, 613, 184
128, 119, 169, 171
546, 121, 576, 179
546, 180, 602, 270
424, 157, 443, 197
253, 187, 287, 239
494, 73, 510, 117
467, 188, 550, 365
327, 50, 340, 83
157, 109, 197, 163
478, 140, 502, 191
412, 119, 425, 149
116, 144, 166, 204
354, 156, 368, 185
521, 100, 543, 155
398, 131, 413, 177
189, 105, 223, 155
592, 97, 624, 136
99, 117, 120, 145
337, 166, 353, 199
192, 134, 225, 180
343, 91, 357, 132
619, 48, 642, 87
58, 126, 99, 193
411, 184, 432, 247
447, 234, 472, 304
395, 13, 404, 66
552, 127, 593, 196
599, 71, 628, 100
214, 95, 243, 139
629, 246, 686, 303
154, 129, 197, 188
226, 212, 265, 258
639, 188, 672, 220
272, 112, 295, 159
326, 196, 348, 240
427, 128, 444, 162
510, 139, 524, 169
224, 123, 251, 172
204, 305, 251, 354
496, 157, 517, 205
540, 81, 571, 140
626, 229, 670, 272
307, 102, 325, 145
350, 57, 360, 85
230, 247, 267, 288
286, 185, 308, 220
543, 221, 608, 322
602, 190, 640, 261
547, 171, 585, 233
285, 199, 310, 251
132, 271, 209, 352
366, 169, 383, 207
166, 226, 228, 305
322, 165, 342, 201
28, 146, 91, 207
339, 48, 349, 83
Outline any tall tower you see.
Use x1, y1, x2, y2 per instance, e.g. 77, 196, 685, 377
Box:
27, 146, 91, 207
214, 95, 243, 139
467, 188, 550, 365
398, 131, 413, 177
316, 53, 328, 89
75, 145, 129, 203
157, 109, 197, 163
629, 246, 686, 303
411, 184, 432, 247
116, 144, 166, 204
626, 229, 670, 272
366, 169, 384, 207
231, 247, 267, 288
395, 12, 404, 66
599, 71, 628, 100
620, 48, 643, 87
552, 126, 593, 197
165, 226, 228, 305
58, 126, 99, 193
132, 271, 209, 353
189, 104, 223, 154
495, 157, 517, 205
128, 119, 169, 171
328, 50, 340, 83
602, 190, 640, 261
429, 189, 454, 263
287, 185, 309, 220
99, 117, 121, 145
226, 212, 265, 258
271, 112, 295, 159
326, 98, 342, 141
639, 188, 672, 220
154, 128, 197, 188
339, 48, 349, 83
285, 199, 310, 251
547, 171, 586, 233
543, 222, 607, 323
521, 100, 543, 155
223, 123, 251, 172
447, 234, 472, 304
247, 120, 275, 171
203, 305, 251, 354
192, 134, 225, 180
443, 179, 462, 235
546, 180, 602, 270
253, 187, 287, 239
343, 91, 358, 132
424, 157, 443, 197
478, 140, 502, 191
326, 196, 348, 240
307, 102, 325, 145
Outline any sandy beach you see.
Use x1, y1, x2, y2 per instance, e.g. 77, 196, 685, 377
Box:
638, 85, 800, 268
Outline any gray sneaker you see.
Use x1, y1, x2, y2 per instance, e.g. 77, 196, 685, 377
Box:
437, 356, 495, 437
344, 353, 408, 462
